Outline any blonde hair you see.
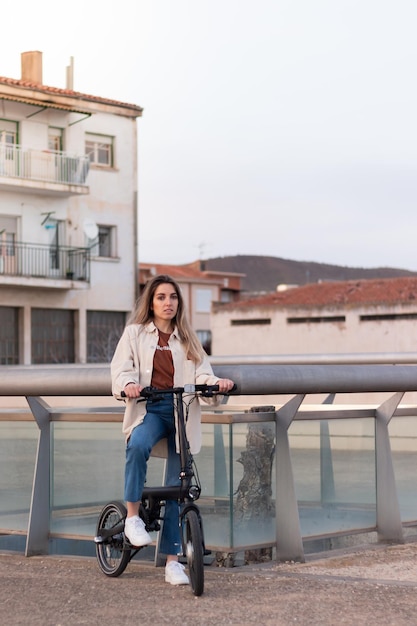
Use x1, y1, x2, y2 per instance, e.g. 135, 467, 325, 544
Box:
128, 274, 205, 363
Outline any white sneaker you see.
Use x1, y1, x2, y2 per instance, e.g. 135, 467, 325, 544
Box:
124, 515, 152, 547
165, 561, 190, 585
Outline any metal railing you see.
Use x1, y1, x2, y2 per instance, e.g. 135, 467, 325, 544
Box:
0, 144, 90, 186
0, 241, 90, 282
2, 360, 417, 562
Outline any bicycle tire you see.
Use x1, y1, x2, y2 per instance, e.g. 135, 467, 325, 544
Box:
182, 509, 204, 596
95, 500, 131, 577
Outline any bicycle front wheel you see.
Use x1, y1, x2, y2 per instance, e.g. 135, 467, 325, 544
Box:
95, 500, 130, 577
182, 509, 204, 596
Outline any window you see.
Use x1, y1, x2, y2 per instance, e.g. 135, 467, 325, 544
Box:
48, 219, 66, 271
4, 232, 15, 256
220, 290, 234, 303
231, 318, 271, 326
360, 313, 417, 322
287, 316, 345, 324
0, 216, 17, 274
85, 133, 114, 167
48, 127, 63, 152
230, 317, 271, 326
0, 120, 18, 146
195, 289, 212, 313
31, 309, 74, 364
0, 307, 19, 364
88, 225, 116, 258
0, 120, 18, 174
197, 330, 212, 355
87, 311, 125, 363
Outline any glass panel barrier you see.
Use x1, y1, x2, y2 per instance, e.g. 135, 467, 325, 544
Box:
0, 422, 38, 533
197, 423, 233, 548
231, 421, 276, 549
50, 419, 278, 551
0, 413, 389, 556
51, 422, 166, 536
290, 418, 376, 536
389, 415, 417, 521
198, 420, 276, 550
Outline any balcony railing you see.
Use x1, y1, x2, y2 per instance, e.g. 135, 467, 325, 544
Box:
0, 241, 90, 282
0, 144, 90, 186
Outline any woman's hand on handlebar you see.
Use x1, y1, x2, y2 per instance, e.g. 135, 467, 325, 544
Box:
123, 382, 143, 398
216, 378, 235, 393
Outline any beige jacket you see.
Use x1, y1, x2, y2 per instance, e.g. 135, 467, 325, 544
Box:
111, 322, 221, 455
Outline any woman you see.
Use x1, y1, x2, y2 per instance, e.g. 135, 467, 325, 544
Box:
111, 274, 235, 586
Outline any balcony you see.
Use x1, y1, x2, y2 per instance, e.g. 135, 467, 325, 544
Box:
0, 144, 90, 196
0, 241, 90, 288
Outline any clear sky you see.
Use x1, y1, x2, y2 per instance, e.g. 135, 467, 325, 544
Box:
2, 1, 417, 269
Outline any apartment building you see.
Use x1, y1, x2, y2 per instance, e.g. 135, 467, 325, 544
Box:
211, 276, 417, 356
139, 261, 243, 354
0, 52, 142, 364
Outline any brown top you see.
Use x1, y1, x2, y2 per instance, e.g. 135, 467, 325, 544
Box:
151, 330, 174, 389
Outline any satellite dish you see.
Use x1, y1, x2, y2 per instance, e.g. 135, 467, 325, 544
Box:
83, 218, 99, 240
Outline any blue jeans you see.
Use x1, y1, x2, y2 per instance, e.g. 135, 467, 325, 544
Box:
124, 396, 181, 555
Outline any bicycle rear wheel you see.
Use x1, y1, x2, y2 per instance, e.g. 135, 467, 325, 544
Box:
95, 500, 130, 577
182, 509, 204, 596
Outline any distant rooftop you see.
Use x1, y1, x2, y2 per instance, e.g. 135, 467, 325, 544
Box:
214, 276, 417, 310
139, 260, 244, 282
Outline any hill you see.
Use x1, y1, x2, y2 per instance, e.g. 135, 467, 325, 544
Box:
202, 255, 417, 294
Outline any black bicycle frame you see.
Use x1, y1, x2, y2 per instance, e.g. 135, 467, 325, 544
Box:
138, 385, 202, 504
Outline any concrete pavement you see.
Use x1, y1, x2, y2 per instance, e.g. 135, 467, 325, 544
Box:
3, 540, 417, 625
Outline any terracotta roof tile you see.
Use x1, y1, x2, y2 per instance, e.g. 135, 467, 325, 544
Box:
140, 261, 243, 282
219, 277, 417, 310
140, 263, 205, 280
0, 75, 142, 112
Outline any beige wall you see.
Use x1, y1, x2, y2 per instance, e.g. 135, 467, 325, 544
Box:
211, 302, 417, 356
176, 281, 219, 333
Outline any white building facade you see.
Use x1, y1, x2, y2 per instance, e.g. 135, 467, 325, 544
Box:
0, 52, 142, 364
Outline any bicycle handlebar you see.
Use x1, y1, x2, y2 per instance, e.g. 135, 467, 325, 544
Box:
121, 383, 237, 399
